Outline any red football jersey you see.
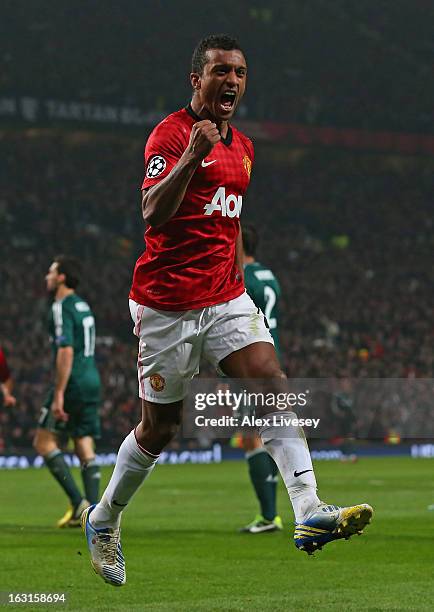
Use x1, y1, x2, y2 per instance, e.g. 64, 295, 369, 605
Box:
130, 106, 254, 310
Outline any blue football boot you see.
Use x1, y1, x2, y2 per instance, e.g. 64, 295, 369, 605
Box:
294, 502, 373, 555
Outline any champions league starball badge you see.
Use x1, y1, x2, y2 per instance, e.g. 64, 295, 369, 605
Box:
146, 155, 167, 178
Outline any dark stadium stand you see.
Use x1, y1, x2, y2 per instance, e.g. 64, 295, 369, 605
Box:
1, 0, 432, 132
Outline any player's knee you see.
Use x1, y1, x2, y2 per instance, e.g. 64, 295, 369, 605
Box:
32, 435, 41, 454
259, 363, 286, 379
245, 358, 285, 380
74, 436, 95, 462
33, 431, 54, 456
77, 450, 95, 464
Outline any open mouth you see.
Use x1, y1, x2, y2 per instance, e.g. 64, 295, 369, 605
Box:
219, 90, 236, 112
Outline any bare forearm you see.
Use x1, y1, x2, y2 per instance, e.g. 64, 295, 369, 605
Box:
142, 150, 200, 227
54, 347, 73, 395
142, 119, 221, 227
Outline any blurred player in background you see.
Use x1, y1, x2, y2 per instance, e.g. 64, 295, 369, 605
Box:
0, 346, 17, 407
331, 376, 357, 462
82, 34, 373, 587
239, 224, 282, 533
33, 256, 101, 527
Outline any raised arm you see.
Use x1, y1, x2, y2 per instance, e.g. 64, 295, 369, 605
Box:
142, 120, 220, 228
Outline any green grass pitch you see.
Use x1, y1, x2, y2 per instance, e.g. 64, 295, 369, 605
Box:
1, 457, 434, 611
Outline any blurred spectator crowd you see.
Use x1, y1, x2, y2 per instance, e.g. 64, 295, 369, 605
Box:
0, 131, 433, 450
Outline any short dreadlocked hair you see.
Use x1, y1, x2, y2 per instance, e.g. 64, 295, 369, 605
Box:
191, 34, 245, 75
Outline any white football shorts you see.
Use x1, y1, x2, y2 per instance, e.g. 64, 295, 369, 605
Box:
129, 291, 274, 403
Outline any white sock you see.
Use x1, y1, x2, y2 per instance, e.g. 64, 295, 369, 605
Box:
259, 411, 320, 522
90, 430, 158, 529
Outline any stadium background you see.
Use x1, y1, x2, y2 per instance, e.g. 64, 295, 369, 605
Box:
1, 2, 434, 610
1, 0, 433, 455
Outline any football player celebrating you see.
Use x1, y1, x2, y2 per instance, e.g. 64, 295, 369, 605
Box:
82, 34, 373, 586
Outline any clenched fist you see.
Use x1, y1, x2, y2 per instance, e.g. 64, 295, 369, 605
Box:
188, 120, 221, 161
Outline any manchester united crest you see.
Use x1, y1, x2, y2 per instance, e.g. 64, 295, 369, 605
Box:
243, 155, 252, 178
150, 373, 165, 392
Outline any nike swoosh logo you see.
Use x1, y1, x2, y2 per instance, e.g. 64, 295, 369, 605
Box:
201, 159, 217, 167
112, 500, 128, 507
293, 469, 313, 478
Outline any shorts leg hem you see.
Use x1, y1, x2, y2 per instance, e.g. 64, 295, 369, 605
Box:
140, 393, 187, 404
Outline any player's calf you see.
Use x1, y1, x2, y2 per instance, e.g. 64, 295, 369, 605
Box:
90, 430, 158, 529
